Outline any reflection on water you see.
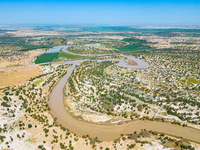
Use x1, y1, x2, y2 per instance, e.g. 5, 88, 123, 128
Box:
25, 36, 49, 43
46, 46, 69, 53
61, 55, 150, 88
64, 55, 150, 69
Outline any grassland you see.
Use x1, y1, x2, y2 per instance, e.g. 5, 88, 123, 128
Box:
117, 44, 150, 51
117, 38, 151, 51
170, 42, 183, 45
58, 51, 86, 60
33, 79, 45, 85
34, 51, 86, 64
34, 53, 59, 64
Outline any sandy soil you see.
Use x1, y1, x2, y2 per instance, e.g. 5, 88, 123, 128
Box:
126, 59, 138, 65
0, 65, 42, 88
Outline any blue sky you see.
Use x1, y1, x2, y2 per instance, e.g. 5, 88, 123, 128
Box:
0, 0, 200, 25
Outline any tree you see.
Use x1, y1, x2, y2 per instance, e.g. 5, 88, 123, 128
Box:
38, 145, 43, 149
60, 143, 65, 149
28, 124, 32, 128
43, 128, 49, 133
0, 136, 6, 142
137, 105, 143, 111
3, 96, 8, 101
5, 92, 9, 95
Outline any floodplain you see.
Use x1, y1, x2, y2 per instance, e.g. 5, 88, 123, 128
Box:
0, 26, 199, 150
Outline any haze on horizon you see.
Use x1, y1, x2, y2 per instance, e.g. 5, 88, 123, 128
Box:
0, 0, 200, 25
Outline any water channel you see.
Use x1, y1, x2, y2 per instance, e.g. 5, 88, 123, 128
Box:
48, 50, 200, 143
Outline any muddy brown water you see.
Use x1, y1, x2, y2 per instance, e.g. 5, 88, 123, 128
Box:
48, 57, 200, 143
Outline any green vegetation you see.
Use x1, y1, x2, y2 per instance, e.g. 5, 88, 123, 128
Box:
13, 44, 50, 52
0, 135, 6, 142
1, 102, 11, 107
58, 51, 86, 59
117, 38, 151, 51
0, 36, 25, 43
66, 46, 119, 55
43, 128, 49, 133
1, 26, 200, 150
170, 42, 182, 45
65, 47, 200, 125
118, 44, 149, 51
65, 60, 152, 118
28, 124, 32, 128
0, 64, 72, 148
127, 49, 200, 123
34, 53, 59, 64
33, 79, 45, 85
34, 51, 86, 64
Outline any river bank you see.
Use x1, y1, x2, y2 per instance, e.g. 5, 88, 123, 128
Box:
48, 55, 200, 143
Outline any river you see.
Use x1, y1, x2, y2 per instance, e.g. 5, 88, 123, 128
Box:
48, 54, 200, 143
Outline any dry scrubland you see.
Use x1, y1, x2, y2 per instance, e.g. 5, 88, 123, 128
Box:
136, 35, 200, 50
0, 44, 45, 68
64, 49, 200, 129
0, 27, 200, 150
0, 63, 199, 150
0, 43, 45, 88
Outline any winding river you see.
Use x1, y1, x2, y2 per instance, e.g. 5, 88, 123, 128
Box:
48, 54, 200, 143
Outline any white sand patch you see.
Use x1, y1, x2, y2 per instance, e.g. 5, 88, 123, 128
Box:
170, 104, 180, 109
0, 100, 24, 128
142, 141, 172, 150
114, 102, 132, 112
38, 65, 55, 74
150, 106, 181, 121
82, 114, 111, 122
0, 130, 52, 150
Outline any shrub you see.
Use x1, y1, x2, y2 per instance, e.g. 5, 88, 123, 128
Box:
3, 96, 8, 101
5, 92, 9, 95
43, 128, 49, 133
38, 145, 43, 149
60, 143, 65, 149
0, 135, 6, 142
1, 102, 10, 107
160, 133, 165, 137
28, 124, 32, 128
122, 137, 126, 141
129, 144, 136, 149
